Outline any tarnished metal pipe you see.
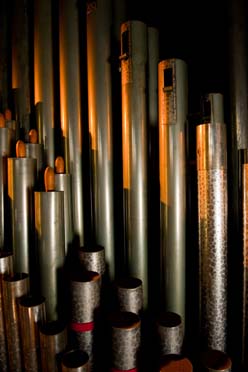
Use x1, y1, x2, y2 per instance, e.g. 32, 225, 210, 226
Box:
69, 270, 101, 368
201, 349, 232, 372
156, 311, 184, 357
148, 27, 159, 129
18, 295, 46, 371
0, 0, 10, 111
87, 0, 115, 280
78, 245, 105, 276
61, 349, 90, 372
110, 311, 141, 371
0, 252, 13, 371
11, 0, 31, 141
115, 277, 143, 315
196, 119, 228, 351
242, 160, 248, 367
2, 273, 29, 372
35, 169, 65, 321
25, 129, 45, 188
158, 59, 188, 322
34, 0, 55, 167
120, 20, 148, 307
39, 320, 68, 372
59, 0, 84, 245
8, 150, 37, 274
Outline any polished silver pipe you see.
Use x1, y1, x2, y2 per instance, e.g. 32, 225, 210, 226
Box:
156, 311, 183, 357
61, 349, 90, 372
18, 295, 46, 371
110, 311, 141, 371
59, 0, 84, 245
34, 0, 55, 167
201, 93, 224, 124
39, 320, 68, 372
26, 142, 45, 187
55, 172, 73, 256
87, 0, 115, 280
11, 0, 31, 140
148, 27, 159, 128
8, 156, 37, 274
196, 121, 228, 351
35, 190, 65, 321
0, 127, 15, 249
114, 277, 143, 315
120, 20, 148, 307
2, 273, 29, 372
201, 349, 232, 372
0, 252, 13, 371
158, 59, 188, 323
70, 270, 101, 368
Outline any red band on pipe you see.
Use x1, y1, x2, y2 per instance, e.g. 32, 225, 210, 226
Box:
70, 321, 94, 332
111, 369, 137, 372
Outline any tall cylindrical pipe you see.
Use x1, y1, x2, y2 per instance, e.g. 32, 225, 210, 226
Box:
196, 120, 228, 351
0, 127, 15, 249
3, 273, 29, 372
8, 155, 37, 274
59, 0, 84, 245
19, 295, 46, 371
242, 159, 248, 368
34, 0, 55, 167
158, 59, 188, 323
120, 20, 148, 307
39, 321, 68, 372
87, 0, 115, 280
35, 189, 65, 321
11, 0, 31, 140
0, 0, 10, 111
0, 252, 13, 372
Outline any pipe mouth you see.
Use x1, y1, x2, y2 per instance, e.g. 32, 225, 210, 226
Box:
116, 277, 142, 290
202, 349, 232, 370
157, 311, 182, 328
160, 354, 193, 371
40, 320, 67, 336
19, 294, 45, 307
4, 272, 29, 282
70, 269, 100, 283
62, 349, 89, 368
110, 311, 141, 330
79, 244, 104, 253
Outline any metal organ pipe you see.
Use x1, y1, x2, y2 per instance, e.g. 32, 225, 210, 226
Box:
87, 0, 115, 279
59, 0, 84, 246
120, 20, 148, 308
196, 95, 228, 351
34, 0, 55, 167
158, 59, 188, 323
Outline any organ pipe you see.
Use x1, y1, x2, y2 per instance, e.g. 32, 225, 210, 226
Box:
158, 59, 188, 323
196, 103, 228, 351
87, 0, 115, 279
120, 20, 148, 307
34, 0, 55, 167
59, 0, 85, 246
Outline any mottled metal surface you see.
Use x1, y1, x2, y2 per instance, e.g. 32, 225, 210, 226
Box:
35, 191, 65, 321
19, 296, 46, 371
87, 0, 115, 280
8, 157, 37, 274
197, 169, 228, 351
120, 20, 148, 307
0, 253, 13, 371
157, 311, 183, 356
111, 311, 141, 371
59, 0, 84, 245
70, 272, 101, 366
39, 321, 67, 372
242, 163, 248, 366
159, 59, 188, 323
61, 349, 90, 371
115, 277, 143, 315
2, 273, 29, 372
55, 173, 73, 255
78, 245, 105, 276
